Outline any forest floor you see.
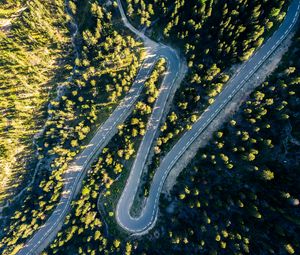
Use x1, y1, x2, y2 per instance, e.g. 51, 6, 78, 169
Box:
0, 6, 27, 32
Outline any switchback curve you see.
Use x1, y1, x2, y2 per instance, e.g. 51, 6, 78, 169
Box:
115, 0, 300, 234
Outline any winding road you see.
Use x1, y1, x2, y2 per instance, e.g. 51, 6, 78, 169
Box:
17, 0, 299, 253
116, 0, 300, 233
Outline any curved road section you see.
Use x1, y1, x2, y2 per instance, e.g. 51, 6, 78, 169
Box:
116, 0, 300, 233
17, 0, 299, 253
17, 1, 184, 255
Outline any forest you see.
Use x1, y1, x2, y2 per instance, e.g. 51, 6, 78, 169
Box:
0, 0, 142, 254
0, 0, 71, 207
44, 57, 167, 255
0, 0, 298, 254
125, 0, 290, 203
44, 24, 300, 255
138, 28, 300, 255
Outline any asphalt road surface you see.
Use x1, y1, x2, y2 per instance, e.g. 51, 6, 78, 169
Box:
17, 1, 184, 254
17, 0, 299, 253
116, 0, 300, 233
